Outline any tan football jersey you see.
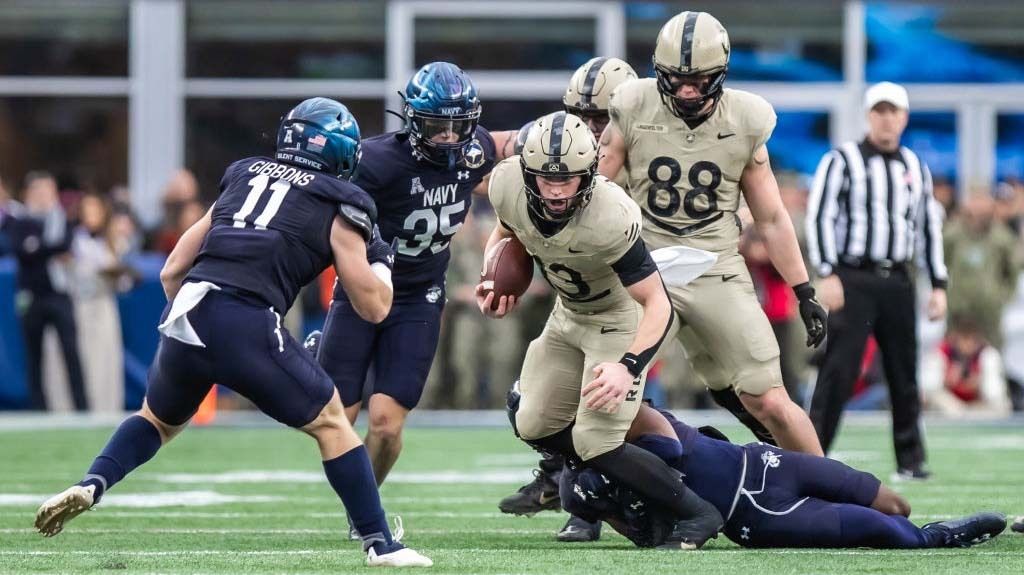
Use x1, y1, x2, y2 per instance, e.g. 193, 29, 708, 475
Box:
609, 79, 776, 259
488, 157, 642, 315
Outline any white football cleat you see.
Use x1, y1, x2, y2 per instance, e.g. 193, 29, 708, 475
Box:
366, 545, 433, 568
35, 484, 96, 537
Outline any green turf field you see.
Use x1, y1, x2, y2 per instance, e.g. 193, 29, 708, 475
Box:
1, 420, 1021, 574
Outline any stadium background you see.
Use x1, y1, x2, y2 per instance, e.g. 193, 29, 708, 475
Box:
1, 0, 1023, 415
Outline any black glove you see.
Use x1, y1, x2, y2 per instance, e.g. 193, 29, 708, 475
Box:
793, 282, 827, 348
366, 225, 396, 270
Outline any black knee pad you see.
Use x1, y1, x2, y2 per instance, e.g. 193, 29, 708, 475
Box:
506, 382, 521, 438
709, 387, 777, 445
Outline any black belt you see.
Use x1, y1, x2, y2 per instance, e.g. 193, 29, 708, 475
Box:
838, 256, 908, 278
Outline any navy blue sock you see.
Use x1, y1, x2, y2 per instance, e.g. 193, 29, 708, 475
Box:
322, 445, 394, 552
837, 504, 928, 548
79, 415, 163, 501
633, 434, 683, 468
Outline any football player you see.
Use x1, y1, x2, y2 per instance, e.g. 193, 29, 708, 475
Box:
479, 111, 722, 550
312, 62, 520, 537
599, 11, 828, 454
33, 98, 431, 568
498, 57, 639, 544
556, 403, 1008, 550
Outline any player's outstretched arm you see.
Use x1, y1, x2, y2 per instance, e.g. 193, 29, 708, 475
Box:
596, 122, 627, 181
330, 216, 393, 324
160, 204, 214, 300
475, 222, 519, 319
584, 271, 672, 413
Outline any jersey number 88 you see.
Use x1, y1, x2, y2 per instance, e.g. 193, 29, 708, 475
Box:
646, 157, 721, 222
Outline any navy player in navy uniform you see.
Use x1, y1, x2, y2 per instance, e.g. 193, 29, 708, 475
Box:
551, 402, 1007, 550
33, 98, 432, 568
314, 63, 517, 514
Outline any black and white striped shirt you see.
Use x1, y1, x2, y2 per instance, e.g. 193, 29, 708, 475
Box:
806, 139, 948, 289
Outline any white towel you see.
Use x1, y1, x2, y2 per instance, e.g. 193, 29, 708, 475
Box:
157, 281, 221, 347
651, 246, 718, 288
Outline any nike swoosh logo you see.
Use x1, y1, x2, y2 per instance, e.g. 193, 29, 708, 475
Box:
568, 247, 584, 254
721, 274, 738, 282
538, 493, 559, 505
600, 327, 619, 334
717, 132, 735, 140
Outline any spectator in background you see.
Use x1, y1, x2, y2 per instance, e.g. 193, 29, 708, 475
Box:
922, 314, 1010, 418
1, 171, 87, 411
151, 169, 200, 254
943, 185, 1021, 351
931, 177, 958, 216
71, 193, 136, 412
993, 180, 1024, 238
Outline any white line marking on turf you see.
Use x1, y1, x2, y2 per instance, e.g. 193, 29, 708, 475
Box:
0, 549, 1020, 557
150, 470, 530, 484
0, 491, 283, 507
0, 527, 547, 535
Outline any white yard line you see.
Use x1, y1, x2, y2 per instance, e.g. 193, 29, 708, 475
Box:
0, 549, 1020, 557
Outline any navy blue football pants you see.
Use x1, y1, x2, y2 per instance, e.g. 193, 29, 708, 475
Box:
146, 290, 334, 428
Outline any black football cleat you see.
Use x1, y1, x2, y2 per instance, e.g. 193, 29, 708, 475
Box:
498, 469, 560, 516
1011, 516, 1023, 533
922, 512, 1006, 547
556, 515, 602, 542
655, 503, 723, 550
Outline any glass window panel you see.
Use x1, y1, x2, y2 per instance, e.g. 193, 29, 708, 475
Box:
185, 98, 383, 198
769, 111, 831, 176
0, 97, 127, 193
866, 2, 1024, 83
996, 114, 1024, 182
187, 1, 385, 78
0, 0, 128, 76
626, 2, 843, 81
415, 18, 595, 71
903, 112, 957, 182
479, 100, 564, 132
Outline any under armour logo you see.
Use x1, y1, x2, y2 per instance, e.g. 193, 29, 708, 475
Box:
457, 171, 470, 180
741, 526, 751, 540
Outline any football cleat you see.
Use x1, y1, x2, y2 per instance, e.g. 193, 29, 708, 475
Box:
891, 467, 932, 482
365, 516, 432, 567
1011, 516, 1023, 533
34, 484, 96, 537
498, 469, 560, 516
655, 504, 723, 550
922, 512, 1006, 548
556, 515, 602, 542
366, 544, 433, 568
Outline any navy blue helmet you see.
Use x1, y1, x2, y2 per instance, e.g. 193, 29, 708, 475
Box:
401, 62, 482, 169
276, 97, 362, 180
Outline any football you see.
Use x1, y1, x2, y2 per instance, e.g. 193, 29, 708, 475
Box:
480, 236, 534, 310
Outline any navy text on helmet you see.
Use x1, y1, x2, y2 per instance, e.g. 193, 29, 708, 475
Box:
276, 97, 362, 180
401, 62, 482, 169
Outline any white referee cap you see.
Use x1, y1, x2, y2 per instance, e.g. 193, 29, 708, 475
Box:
864, 81, 909, 111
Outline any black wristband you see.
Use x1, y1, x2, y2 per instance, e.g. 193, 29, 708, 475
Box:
792, 282, 815, 302
618, 353, 643, 378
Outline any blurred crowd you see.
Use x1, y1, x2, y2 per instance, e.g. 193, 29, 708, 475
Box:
2, 166, 1023, 416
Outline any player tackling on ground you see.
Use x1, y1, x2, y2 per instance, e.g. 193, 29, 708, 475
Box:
599, 10, 828, 454
478, 111, 722, 549
33, 98, 431, 568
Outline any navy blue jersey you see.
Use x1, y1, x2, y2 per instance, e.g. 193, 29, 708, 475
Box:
187, 156, 376, 312
661, 410, 745, 519
342, 126, 496, 302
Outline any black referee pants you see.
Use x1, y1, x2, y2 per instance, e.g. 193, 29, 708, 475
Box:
20, 293, 88, 411
809, 267, 925, 470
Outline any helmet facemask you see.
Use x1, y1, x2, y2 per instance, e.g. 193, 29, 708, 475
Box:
522, 158, 596, 226
401, 97, 481, 170
653, 64, 727, 122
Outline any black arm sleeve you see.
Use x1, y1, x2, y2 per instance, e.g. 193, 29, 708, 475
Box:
611, 238, 658, 287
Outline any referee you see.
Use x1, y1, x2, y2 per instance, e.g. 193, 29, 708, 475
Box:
806, 82, 948, 480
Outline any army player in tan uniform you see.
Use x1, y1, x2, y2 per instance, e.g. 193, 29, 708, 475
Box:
479, 111, 723, 549
599, 11, 828, 454
497, 58, 646, 543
